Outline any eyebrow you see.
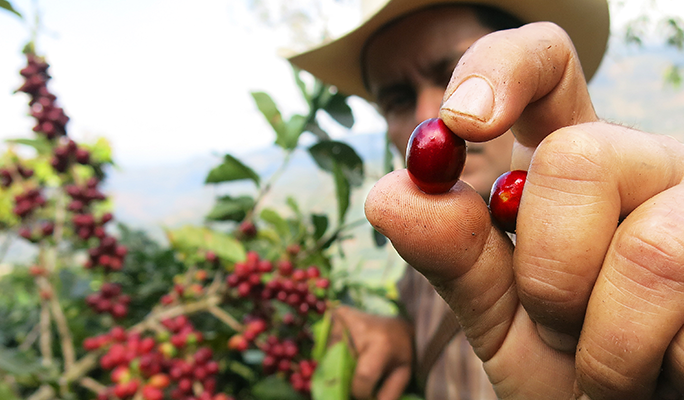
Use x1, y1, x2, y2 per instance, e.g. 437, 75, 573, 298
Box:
372, 53, 464, 100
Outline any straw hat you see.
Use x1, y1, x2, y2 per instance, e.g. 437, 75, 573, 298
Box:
288, 0, 610, 101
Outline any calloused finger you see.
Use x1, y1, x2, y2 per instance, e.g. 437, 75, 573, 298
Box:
514, 123, 684, 351
575, 182, 684, 400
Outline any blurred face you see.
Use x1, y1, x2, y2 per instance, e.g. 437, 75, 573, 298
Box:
363, 6, 515, 198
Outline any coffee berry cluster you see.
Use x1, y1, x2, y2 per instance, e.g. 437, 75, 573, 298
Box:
224, 245, 332, 397
17, 53, 69, 139
85, 282, 131, 319
83, 317, 228, 400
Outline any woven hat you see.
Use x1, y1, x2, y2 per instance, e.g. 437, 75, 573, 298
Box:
287, 0, 610, 100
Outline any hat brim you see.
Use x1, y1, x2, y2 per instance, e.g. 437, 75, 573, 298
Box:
288, 0, 610, 101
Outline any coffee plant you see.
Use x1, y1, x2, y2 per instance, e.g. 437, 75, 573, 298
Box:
0, 4, 407, 399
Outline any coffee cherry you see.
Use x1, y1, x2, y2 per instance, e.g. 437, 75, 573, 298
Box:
488, 170, 527, 233
406, 118, 467, 194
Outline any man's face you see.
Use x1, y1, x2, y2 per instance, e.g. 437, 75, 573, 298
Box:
363, 6, 515, 198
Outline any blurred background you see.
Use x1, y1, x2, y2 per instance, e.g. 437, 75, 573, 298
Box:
0, 0, 683, 249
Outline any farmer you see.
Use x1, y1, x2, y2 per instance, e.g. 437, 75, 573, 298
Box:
290, 0, 684, 399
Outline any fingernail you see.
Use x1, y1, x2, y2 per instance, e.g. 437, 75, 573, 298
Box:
442, 76, 494, 122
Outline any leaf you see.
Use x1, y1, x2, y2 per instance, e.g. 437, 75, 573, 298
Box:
399, 395, 425, 400
260, 208, 290, 239
205, 153, 260, 187
305, 120, 331, 141
292, 67, 311, 106
166, 225, 246, 262
0, 0, 22, 18
89, 137, 114, 165
0, 382, 20, 400
311, 214, 328, 241
205, 195, 254, 222
311, 341, 356, 400
372, 227, 387, 247
384, 135, 395, 174
5, 137, 52, 155
311, 311, 333, 361
308, 141, 364, 187
251, 91, 291, 149
281, 114, 307, 150
252, 375, 305, 400
332, 162, 351, 224
0, 346, 44, 376
323, 93, 354, 129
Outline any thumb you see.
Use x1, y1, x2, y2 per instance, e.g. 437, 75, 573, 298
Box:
364, 170, 577, 398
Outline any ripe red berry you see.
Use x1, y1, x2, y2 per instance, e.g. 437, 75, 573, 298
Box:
488, 170, 527, 233
406, 118, 467, 194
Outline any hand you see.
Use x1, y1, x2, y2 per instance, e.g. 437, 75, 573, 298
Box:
329, 305, 414, 400
365, 22, 684, 400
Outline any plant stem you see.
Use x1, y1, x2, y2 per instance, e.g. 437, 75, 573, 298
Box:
38, 299, 52, 367
248, 148, 295, 220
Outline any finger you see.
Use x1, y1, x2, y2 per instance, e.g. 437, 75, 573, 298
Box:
365, 170, 576, 398
351, 339, 396, 399
576, 182, 684, 400
514, 123, 684, 349
438, 22, 597, 168
664, 325, 684, 394
376, 365, 411, 400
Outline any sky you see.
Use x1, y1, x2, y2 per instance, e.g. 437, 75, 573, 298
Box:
0, 0, 383, 168
1, 0, 683, 168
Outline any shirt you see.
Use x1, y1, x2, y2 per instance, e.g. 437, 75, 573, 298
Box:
398, 266, 498, 400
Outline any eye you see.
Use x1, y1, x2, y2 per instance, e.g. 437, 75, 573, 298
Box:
377, 86, 416, 117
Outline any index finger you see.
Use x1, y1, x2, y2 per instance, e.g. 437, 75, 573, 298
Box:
439, 21, 598, 168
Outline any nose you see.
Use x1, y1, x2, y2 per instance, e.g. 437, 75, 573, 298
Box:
414, 85, 444, 123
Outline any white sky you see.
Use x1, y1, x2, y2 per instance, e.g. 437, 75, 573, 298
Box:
1, 0, 683, 168
0, 0, 384, 168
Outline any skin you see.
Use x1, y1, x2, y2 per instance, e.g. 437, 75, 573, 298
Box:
365, 15, 684, 400
330, 7, 515, 400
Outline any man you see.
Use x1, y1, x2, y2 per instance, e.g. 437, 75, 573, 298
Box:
290, 1, 684, 399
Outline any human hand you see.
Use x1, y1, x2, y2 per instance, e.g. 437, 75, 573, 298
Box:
365, 22, 684, 400
329, 305, 413, 400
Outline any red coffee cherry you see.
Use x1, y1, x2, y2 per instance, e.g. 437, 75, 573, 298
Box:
406, 118, 467, 194
488, 170, 527, 233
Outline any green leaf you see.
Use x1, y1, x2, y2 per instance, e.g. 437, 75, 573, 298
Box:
166, 225, 246, 262
0, 0, 22, 18
323, 93, 354, 129
312, 214, 328, 241
308, 141, 364, 187
5, 137, 52, 155
311, 311, 333, 361
311, 341, 356, 400
399, 395, 425, 400
292, 67, 312, 106
332, 162, 351, 224
0, 346, 44, 375
372, 227, 388, 247
252, 375, 305, 400
89, 137, 114, 165
205, 153, 260, 187
260, 208, 290, 238
0, 382, 20, 400
305, 120, 331, 141
281, 114, 307, 150
252, 91, 288, 146
384, 135, 396, 174
205, 195, 254, 222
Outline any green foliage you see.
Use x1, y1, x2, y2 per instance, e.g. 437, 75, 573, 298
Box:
0, 0, 21, 18
310, 342, 356, 400
166, 225, 247, 263
205, 194, 255, 222
205, 153, 261, 187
